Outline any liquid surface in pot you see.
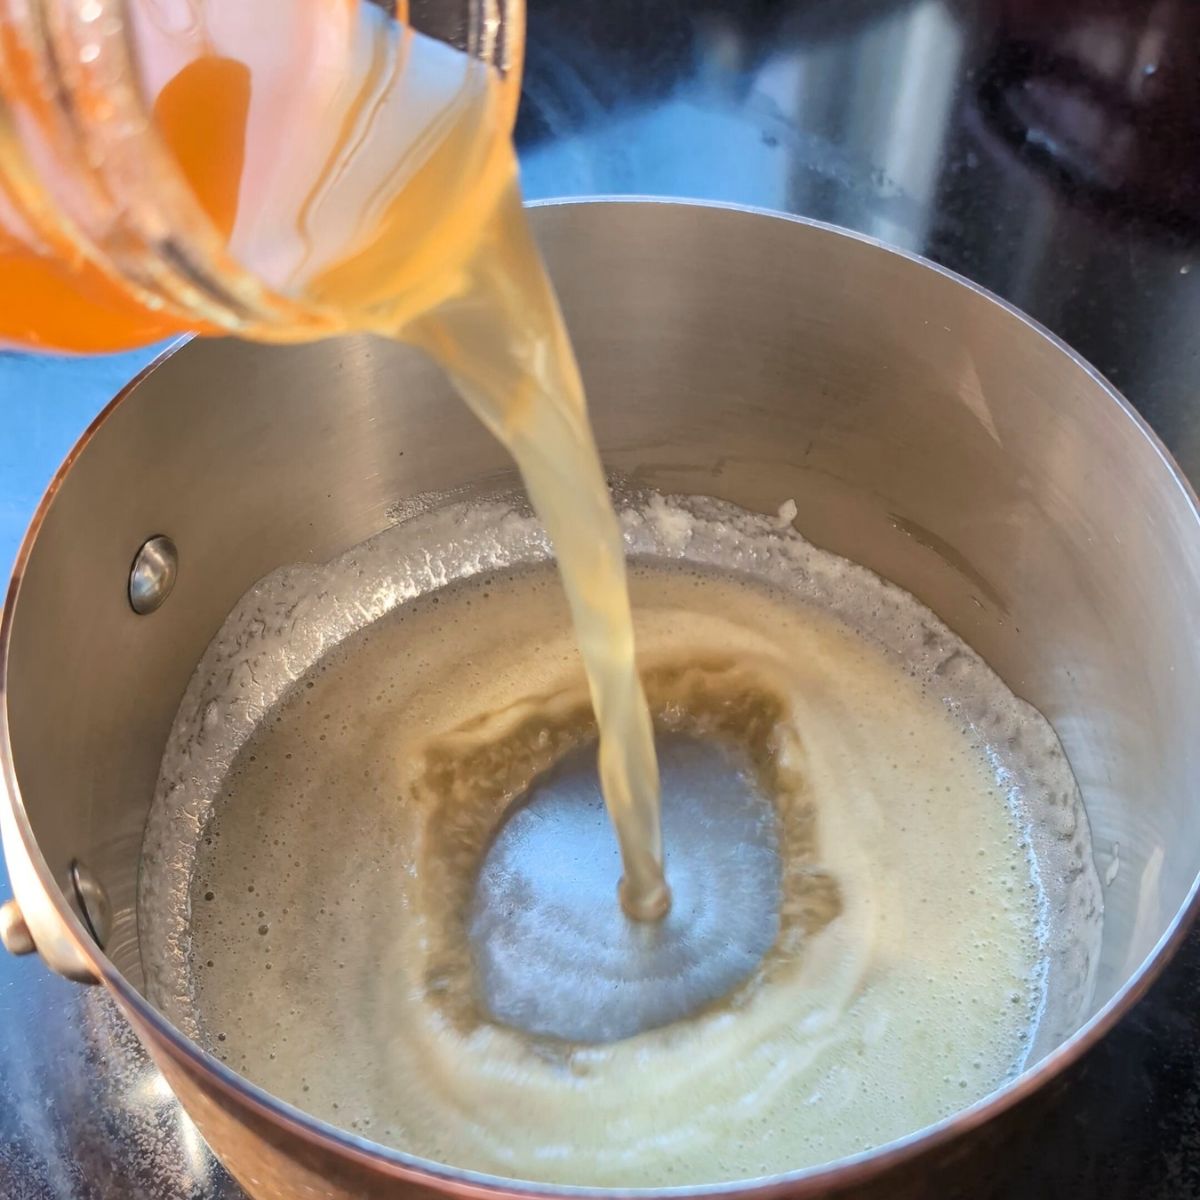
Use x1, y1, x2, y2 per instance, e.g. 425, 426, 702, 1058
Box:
141, 495, 1103, 1186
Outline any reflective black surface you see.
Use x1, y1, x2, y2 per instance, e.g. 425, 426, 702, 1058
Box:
3, 0, 1200, 1195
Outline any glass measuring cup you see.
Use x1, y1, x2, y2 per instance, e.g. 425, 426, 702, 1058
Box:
0, 0, 523, 351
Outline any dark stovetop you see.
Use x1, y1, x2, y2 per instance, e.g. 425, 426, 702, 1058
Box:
3, 0, 1200, 1196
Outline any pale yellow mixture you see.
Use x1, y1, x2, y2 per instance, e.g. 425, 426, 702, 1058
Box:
150, 510, 1065, 1186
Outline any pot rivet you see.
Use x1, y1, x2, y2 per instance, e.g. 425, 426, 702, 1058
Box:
0, 899, 36, 956
70, 861, 112, 951
129, 535, 178, 615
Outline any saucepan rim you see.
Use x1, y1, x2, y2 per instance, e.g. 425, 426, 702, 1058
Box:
3, 197, 1200, 1198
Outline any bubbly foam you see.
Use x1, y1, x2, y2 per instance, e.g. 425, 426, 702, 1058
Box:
140, 493, 1102, 1187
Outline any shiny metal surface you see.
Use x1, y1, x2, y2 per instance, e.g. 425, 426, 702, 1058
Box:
3, 1, 1200, 1196
0, 860, 112, 965
128, 537, 180, 617
70, 862, 112, 952
515, 0, 1200, 468
3, 199, 1200, 1199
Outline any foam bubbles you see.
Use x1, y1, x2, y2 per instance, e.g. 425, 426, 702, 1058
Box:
139, 493, 1102, 1188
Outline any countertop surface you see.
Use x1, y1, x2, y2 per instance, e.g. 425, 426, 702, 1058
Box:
3, 0, 1200, 1196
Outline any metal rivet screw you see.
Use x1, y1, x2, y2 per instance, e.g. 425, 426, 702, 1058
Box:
0, 899, 36, 956
70, 860, 112, 950
129, 535, 178, 615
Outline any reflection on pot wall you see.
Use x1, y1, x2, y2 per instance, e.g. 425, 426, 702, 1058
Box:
516, 0, 1200, 470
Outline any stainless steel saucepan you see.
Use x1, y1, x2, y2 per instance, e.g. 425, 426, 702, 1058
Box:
3, 200, 1199, 1199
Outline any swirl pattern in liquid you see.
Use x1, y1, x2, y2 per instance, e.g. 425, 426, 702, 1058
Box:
140, 494, 1102, 1187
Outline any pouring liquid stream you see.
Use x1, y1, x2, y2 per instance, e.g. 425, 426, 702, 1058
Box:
2, 4, 669, 916
287, 19, 671, 918
406, 178, 670, 919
